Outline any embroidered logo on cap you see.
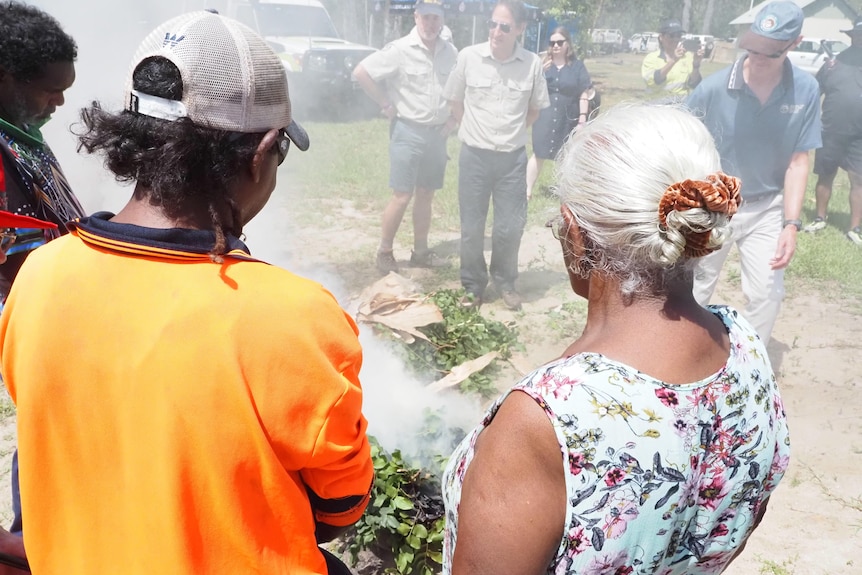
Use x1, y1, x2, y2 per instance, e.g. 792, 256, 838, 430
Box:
759, 15, 778, 31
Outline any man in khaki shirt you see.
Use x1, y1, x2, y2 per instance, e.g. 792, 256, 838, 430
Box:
443, 0, 549, 310
353, 0, 458, 274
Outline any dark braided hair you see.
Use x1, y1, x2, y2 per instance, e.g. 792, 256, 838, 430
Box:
0, 1, 77, 81
76, 57, 266, 260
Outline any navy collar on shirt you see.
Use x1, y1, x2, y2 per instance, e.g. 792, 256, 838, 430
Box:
69, 212, 256, 261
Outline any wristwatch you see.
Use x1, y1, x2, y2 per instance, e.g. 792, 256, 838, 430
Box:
783, 219, 802, 231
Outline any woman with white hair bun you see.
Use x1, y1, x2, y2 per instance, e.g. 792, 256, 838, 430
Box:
441, 104, 790, 575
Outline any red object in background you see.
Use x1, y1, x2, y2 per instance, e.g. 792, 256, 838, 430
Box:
0, 211, 57, 230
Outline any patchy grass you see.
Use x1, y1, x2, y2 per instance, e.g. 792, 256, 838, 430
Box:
285, 52, 862, 302
757, 555, 798, 575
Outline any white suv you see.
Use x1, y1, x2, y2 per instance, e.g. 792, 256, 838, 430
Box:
787, 38, 849, 74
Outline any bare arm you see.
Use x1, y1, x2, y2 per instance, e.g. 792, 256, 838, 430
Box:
771, 150, 810, 270
352, 64, 395, 119
0, 528, 27, 574
526, 107, 540, 128
449, 100, 464, 124
450, 391, 566, 575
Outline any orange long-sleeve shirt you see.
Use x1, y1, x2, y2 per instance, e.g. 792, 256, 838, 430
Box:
0, 215, 372, 574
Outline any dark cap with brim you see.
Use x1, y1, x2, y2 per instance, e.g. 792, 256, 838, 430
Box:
285, 119, 309, 151
841, 17, 862, 35
415, 0, 445, 17
660, 20, 685, 35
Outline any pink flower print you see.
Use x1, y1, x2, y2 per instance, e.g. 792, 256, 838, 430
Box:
604, 467, 626, 487
569, 452, 586, 476
565, 525, 590, 557
698, 476, 729, 510
655, 387, 679, 408
583, 550, 632, 575
710, 523, 729, 537
603, 493, 639, 539
770, 448, 789, 474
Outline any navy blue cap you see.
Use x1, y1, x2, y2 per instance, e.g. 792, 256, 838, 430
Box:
659, 20, 685, 35
841, 17, 862, 35
415, 0, 444, 16
750, 1, 804, 41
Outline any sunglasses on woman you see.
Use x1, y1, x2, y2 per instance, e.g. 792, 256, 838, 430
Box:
487, 19, 512, 34
549, 39, 566, 47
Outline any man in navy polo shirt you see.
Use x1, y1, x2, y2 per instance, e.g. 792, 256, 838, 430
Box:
686, 0, 821, 343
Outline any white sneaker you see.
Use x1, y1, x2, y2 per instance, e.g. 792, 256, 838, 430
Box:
803, 217, 827, 233
847, 228, 862, 246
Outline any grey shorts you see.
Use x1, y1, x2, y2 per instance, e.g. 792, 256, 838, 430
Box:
389, 118, 448, 192
814, 131, 862, 177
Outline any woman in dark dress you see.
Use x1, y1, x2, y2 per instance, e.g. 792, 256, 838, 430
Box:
526, 27, 593, 199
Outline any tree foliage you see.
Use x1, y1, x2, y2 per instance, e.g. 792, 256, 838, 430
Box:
319, 0, 844, 48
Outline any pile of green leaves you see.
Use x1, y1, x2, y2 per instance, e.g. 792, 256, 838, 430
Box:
346, 437, 446, 575
406, 289, 519, 397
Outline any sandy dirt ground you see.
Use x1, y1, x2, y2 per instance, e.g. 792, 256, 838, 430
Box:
0, 188, 858, 575
256, 191, 862, 575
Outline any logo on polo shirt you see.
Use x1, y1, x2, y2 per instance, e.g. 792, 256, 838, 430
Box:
779, 104, 804, 114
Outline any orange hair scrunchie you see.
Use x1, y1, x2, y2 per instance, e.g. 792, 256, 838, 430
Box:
657, 172, 741, 258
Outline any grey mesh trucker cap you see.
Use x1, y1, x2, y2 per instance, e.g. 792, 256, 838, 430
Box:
124, 11, 308, 150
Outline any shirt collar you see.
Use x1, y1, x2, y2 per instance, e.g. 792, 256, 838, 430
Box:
69, 212, 257, 262
478, 41, 525, 63
727, 55, 794, 92
0, 116, 44, 148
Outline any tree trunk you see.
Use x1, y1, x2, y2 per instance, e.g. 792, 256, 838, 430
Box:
592, 0, 606, 29
682, 0, 692, 32
701, 0, 716, 35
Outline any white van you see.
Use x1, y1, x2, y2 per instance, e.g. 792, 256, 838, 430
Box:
787, 37, 849, 74
629, 32, 660, 54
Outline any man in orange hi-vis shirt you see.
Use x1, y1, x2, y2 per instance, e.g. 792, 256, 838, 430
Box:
0, 11, 372, 575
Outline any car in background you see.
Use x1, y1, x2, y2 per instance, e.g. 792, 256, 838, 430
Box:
231, 0, 377, 119
629, 32, 660, 54
683, 34, 715, 58
787, 37, 849, 74
590, 28, 625, 54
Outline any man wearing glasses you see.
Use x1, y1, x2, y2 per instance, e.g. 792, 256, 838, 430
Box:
642, 19, 703, 101
443, 0, 549, 310
686, 0, 821, 344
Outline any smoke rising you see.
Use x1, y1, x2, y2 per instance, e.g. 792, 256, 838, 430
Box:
26, 0, 481, 458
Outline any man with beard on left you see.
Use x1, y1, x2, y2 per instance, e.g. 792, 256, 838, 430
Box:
353, 0, 458, 275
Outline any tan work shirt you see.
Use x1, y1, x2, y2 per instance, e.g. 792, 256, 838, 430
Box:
443, 42, 549, 152
359, 27, 457, 126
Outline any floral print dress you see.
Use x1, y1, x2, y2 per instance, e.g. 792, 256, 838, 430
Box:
442, 306, 790, 575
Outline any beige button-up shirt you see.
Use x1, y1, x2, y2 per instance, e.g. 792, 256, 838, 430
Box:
359, 27, 457, 126
443, 42, 549, 152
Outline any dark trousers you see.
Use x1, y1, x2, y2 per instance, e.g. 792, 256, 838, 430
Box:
458, 144, 528, 296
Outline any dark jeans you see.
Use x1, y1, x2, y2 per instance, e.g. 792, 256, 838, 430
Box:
458, 144, 528, 296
